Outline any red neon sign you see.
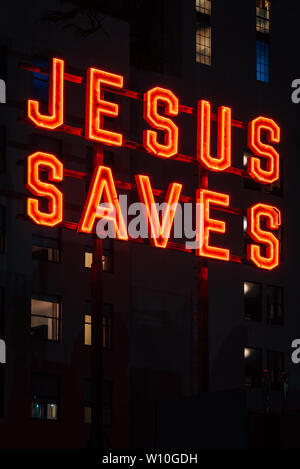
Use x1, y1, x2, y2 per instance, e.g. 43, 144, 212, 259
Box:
247, 116, 280, 184
197, 100, 231, 171
247, 203, 281, 270
196, 189, 230, 261
135, 175, 182, 248
23, 57, 282, 271
85, 68, 123, 146
26, 151, 63, 227
28, 58, 64, 130
143, 87, 179, 158
78, 165, 128, 240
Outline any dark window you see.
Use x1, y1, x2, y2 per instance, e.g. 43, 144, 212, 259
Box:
84, 378, 92, 424
0, 126, 6, 172
0, 45, 7, 82
267, 285, 283, 324
196, 1, 211, 65
243, 153, 262, 191
31, 373, 59, 420
103, 238, 113, 273
83, 379, 112, 425
267, 350, 284, 389
33, 58, 49, 104
0, 364, 4, 418
0, 206, 5, 253
0, 286, 4, 336
256, 40, 269, 82
32, 234, 60, 263
103, 381, 113, 426
244, 282, 262, 321
245, 347, 262, 387
31, 295, 61, 341
103, 304, 113, 349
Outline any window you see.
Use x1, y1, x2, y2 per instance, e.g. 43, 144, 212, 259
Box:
31, 295, 61, 341
243, 152, 262, 191
266, 285, 283, 325
196, 1, 211, 65
103, 381, 113, 426
84, 301, 92, 346
0, 364, 4, 418
196, 0, 211, 15
103, 303, 113, 349
256, 1, 270, 83
31, 373, 59, 420
0, 126, 6, 172
85, 239, 113, 272
244, 347, 262, 387
84, 379, 92, 424
84, 302, 113, 349
0, 206, 5, 253
33, 58, 49, 104
83, 379, 112, 425
256, 0, 270, 34
32, 235, 60, 263
85, 251, 93, 268
0, 286, 4, 337
244, 282, 262, 321
256, 40, 269, 82
267, 350, 284, 389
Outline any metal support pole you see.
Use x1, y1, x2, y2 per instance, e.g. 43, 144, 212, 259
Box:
89, 143, 103, 448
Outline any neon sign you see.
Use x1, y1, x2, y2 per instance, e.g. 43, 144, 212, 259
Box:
23, 57, 282, 270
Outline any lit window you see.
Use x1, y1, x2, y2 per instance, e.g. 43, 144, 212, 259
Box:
196, 0, 211, 15
244, 282, 262, 321
85, 239, 113, 272
85, 251, 93, 268
0, 206, 5, 253
256, 40, 269, 82
195, 0, 211, 65
84, 302, 113, 349
31, 373, 59, 421
32, 235, 60, 263
256, 0, 270, 34
84, 306, 92, 346
244, 347, 262, 387
31, 296, 61, 341
196, 20, 211, 65
267, 350, 284, 389
266, 285, 283, 325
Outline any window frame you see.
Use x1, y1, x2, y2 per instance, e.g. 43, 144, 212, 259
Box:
30, 294, 62, 342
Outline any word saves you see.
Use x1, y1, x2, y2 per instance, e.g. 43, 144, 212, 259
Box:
25, 58, 281, 271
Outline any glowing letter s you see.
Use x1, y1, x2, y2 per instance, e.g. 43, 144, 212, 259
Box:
26, 152, 63, 227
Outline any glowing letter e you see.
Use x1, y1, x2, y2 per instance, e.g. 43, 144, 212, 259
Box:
26, 152, 63, 227
28, 58, 64, 129
85, 68, 123, 146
